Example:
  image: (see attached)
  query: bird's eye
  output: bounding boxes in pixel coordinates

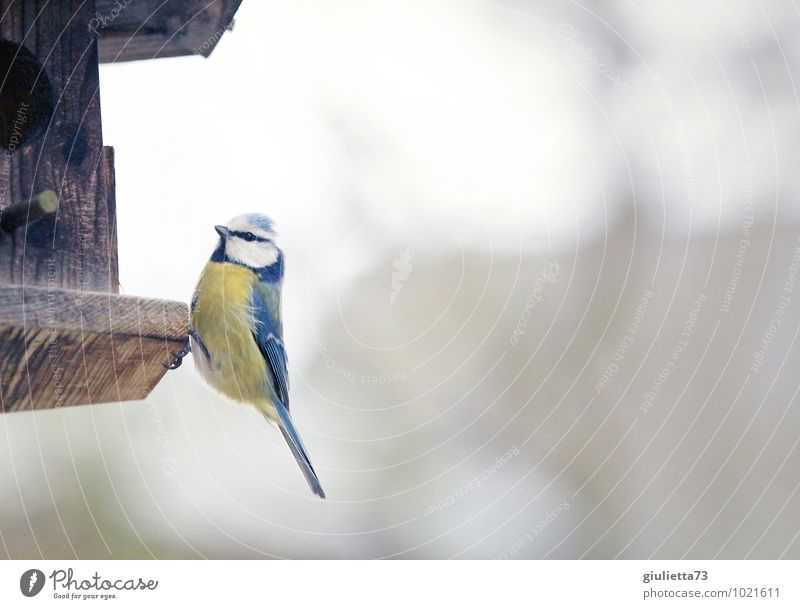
[243,232,256,242]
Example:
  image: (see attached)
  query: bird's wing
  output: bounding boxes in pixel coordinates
[250,283,325,498]
[250,283,290,406]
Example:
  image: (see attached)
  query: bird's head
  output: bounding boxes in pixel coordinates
[213,213,282,270]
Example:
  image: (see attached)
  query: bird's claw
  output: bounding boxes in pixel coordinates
[164,338,192,370]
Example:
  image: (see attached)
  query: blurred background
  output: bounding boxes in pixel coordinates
[3,0,800,558]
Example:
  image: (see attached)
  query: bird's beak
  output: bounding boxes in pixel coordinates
[215,225,230,238]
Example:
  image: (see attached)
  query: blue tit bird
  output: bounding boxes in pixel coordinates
[188,213,325,498]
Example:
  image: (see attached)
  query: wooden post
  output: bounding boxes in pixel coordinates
[0,0,117,291]
[0,0,190,412]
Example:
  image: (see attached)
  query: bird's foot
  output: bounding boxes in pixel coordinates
[165,337,192,370]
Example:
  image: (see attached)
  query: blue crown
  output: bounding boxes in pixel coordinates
[242,213,276,234]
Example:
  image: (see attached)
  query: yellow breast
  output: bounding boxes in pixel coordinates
[190,262,272,409]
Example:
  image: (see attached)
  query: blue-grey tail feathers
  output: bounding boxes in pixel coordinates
[274,400,326,499]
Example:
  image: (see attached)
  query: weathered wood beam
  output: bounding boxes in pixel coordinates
[0,285,188,412]
[94,0,244,63]
[0,0,118,292]
[0,1,190,412]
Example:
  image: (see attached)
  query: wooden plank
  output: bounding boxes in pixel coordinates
[0,2,195,412]
[0,286,187,337]
[94,0,243,63]
[0,0,118,293]
[101,146,119,290]
[0,285,188,412]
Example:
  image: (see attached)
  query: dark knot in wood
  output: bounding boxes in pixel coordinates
[0,190,60,234]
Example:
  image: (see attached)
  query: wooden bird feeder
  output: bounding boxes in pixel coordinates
[0,0,242,412]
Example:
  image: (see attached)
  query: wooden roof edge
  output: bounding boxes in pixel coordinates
[0,284,189,341]
[96,0,244,64]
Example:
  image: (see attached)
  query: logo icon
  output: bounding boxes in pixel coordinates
[390,249,413,305]
[20,569,45,597]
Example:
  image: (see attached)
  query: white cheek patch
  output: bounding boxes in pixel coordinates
[225,239,279,268]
